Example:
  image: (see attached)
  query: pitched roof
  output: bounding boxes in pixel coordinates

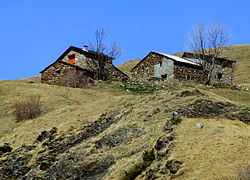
[40,46,114,74]
[131,51,200,71]
[40,60,94,74]
[56,46,114,61]
[153,52,200,66]
[182,52,236,63]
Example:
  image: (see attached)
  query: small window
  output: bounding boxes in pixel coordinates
[217,72,223,80]
[186,75,191,80]
[161,74,167,79]
[67,53,76,64]
[56,70,61,74]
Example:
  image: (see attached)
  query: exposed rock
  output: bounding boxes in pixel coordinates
[165,159,182,174]
[44,156,115,180]
[0,143,12,155]
[177,99,238,119]
[196,123,204,129]
[163,125,173,132]
[176,89,205,97]
[95,126,137,148]
[228,110,250,125]
[36,127,57,142]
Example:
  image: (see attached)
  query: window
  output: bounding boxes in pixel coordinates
[186,75,191,80]
[56,70,61,74]
[161,74,167,79]
[67,53,76,64]
[217,72,223,80]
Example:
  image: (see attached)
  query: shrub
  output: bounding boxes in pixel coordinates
[13,96,42,122]
[122,149,155,180]
[142,149,155,162]
[171,116,183,125]
[122,161,151,180]
[61,71,94,88]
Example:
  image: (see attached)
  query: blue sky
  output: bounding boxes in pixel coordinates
[0,0,249,80]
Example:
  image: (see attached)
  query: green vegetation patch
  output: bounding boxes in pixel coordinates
[119,81,162,94]
[122,149,155,180]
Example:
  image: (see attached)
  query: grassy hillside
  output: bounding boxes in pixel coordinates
[0,45,249,179]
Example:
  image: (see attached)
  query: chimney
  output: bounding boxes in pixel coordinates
[83,45,88,51]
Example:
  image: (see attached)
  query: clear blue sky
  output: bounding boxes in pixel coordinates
[1,0,249,80]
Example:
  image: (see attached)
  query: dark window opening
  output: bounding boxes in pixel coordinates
[161,74,167,79]
[186,75,191,80]
[56,70,61,74]
[217,72,223,80]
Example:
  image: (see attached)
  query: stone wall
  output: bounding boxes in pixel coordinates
[104,64,129,81]
[131,53,172,79]
[61,50,128,81]
[41,62,94,87]
[61,50,100,79]
[209,63,235,85]
[173,62,203,81]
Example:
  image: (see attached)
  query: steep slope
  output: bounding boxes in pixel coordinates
[0,45,250,179]
[0,78,249,179]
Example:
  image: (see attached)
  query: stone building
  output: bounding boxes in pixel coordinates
[40,46,128,87]
[131,51,236,85]
[131,51,203,81]
[182,52,236,85]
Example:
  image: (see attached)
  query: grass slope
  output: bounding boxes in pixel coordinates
[0,45,249,179]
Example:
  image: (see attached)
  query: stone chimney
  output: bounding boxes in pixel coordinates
[83,45,89,51]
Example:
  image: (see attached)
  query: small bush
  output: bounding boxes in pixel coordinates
[61,71,94,88]
[142,149,155,162]
[122,161,151,180]
[122,149,155,180]
[13,96,42,122]
[171,116,183,125]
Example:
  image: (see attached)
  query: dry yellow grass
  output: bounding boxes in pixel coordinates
[171,118,250,180]
[0,45,250,179]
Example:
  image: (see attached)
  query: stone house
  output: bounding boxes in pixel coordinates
[40,46,128,87]
[131,51,203,81]
[131,51,236,85]
[182,52,236,85]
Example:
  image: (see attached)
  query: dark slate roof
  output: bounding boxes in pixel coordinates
[40,60,94,74]
[182,52,236,63]
[56,46,114,62]
[40,46,114,74]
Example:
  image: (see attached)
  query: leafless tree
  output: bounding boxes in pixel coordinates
[186,22,231,84]
[61,71,94,88]
[88,28,122,80]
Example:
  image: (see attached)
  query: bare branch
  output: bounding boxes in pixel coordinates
[207,22,230,57]
[108,42,122,58]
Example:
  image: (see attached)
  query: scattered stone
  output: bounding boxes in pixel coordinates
[176,89,205,97]
[177,99,238,119]
[165,160,182,174]
[196,123,204,129]
[95,127,136,148]
[163,125,173,132]
[0,143,12,155]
